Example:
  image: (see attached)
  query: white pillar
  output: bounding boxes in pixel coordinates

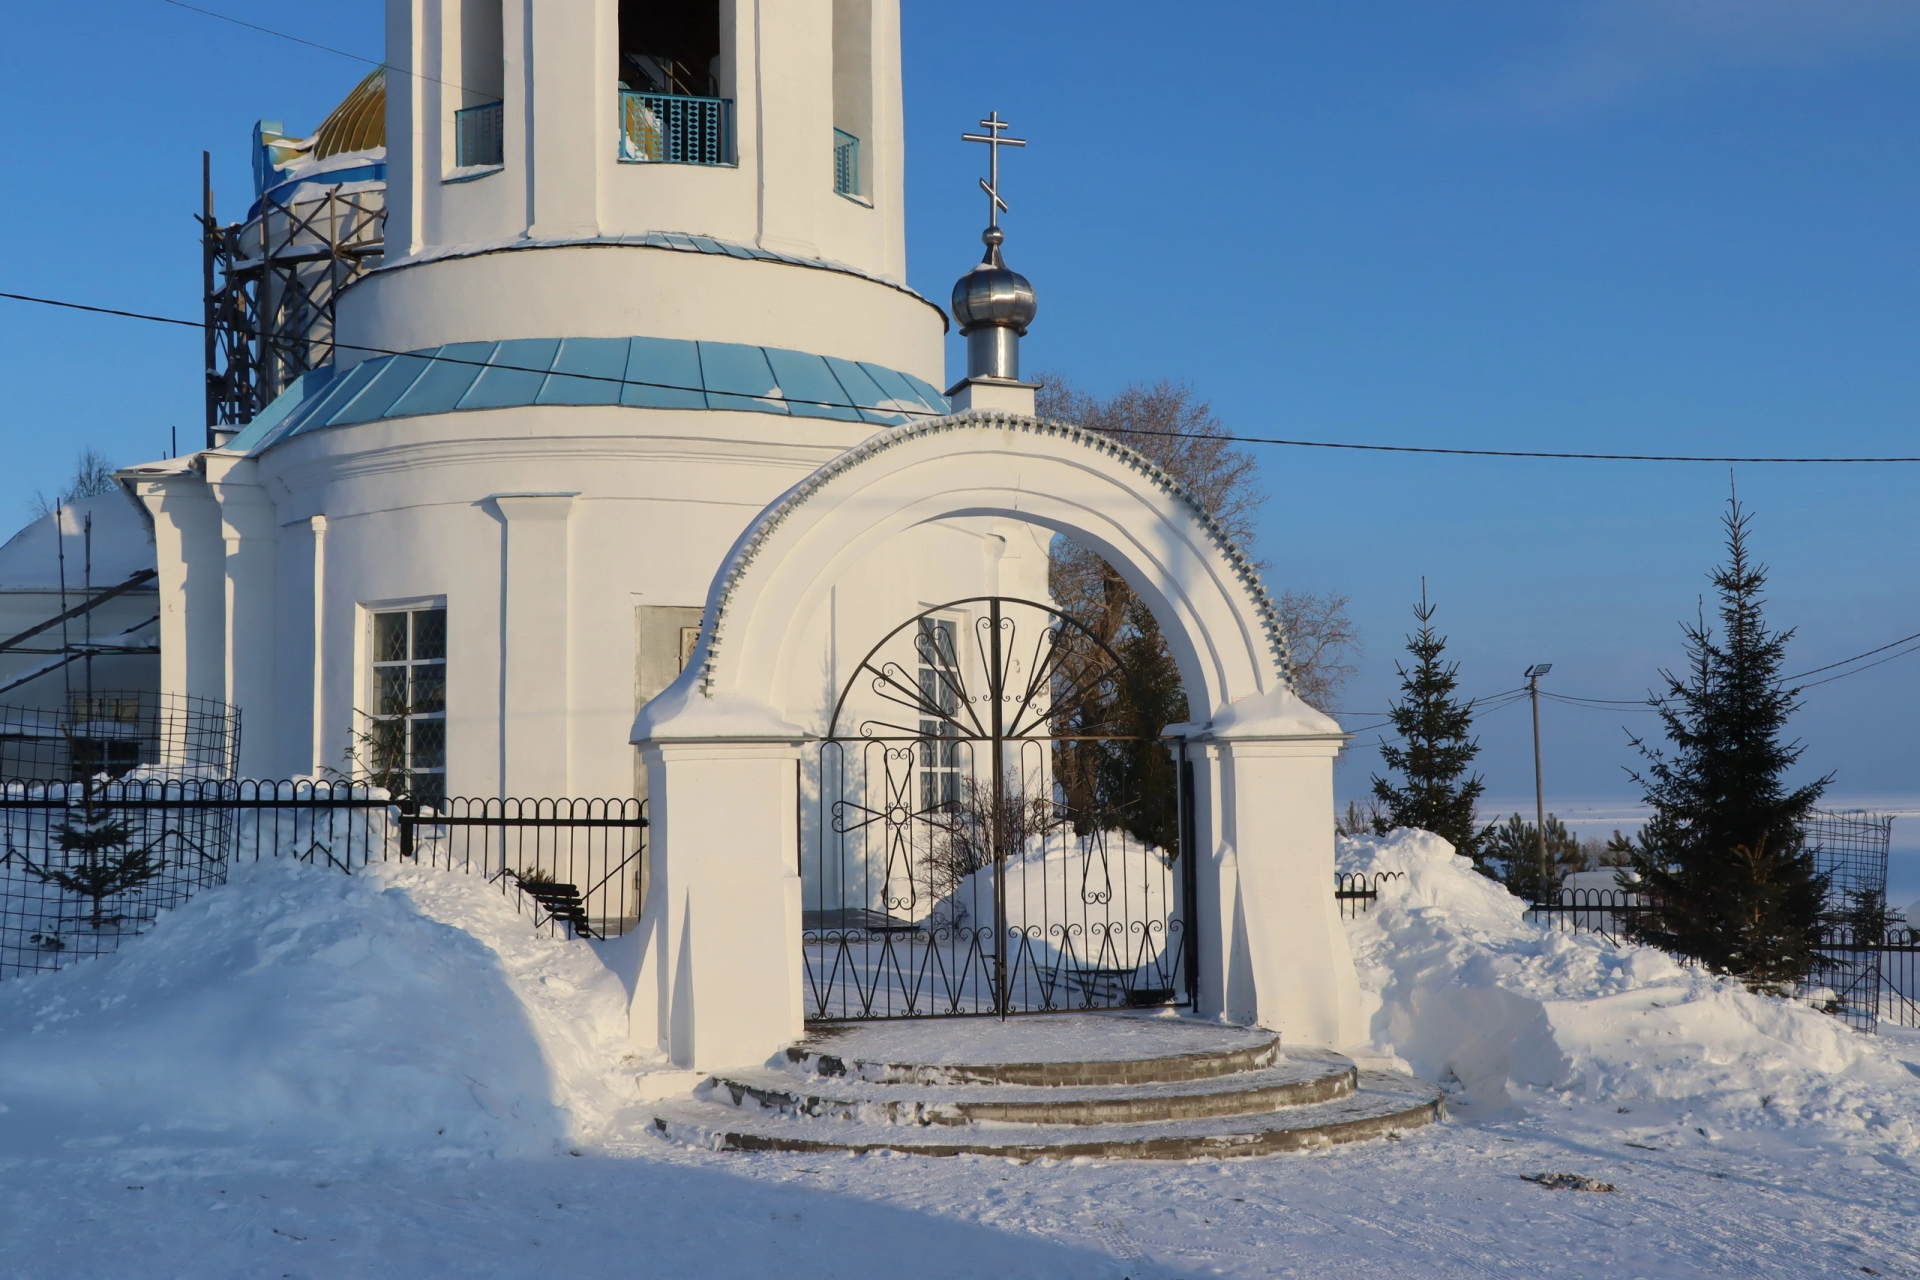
[128,467,226,704]
[309,515,330,776]
[629,692,807,1072]
[526,0,599,238]
[492,493,576,796]
[207,456,279,776]
[1181,694,1366,1049]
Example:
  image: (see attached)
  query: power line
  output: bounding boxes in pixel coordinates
[0,290,943,421]
[11,285,1920,465]
[1783,628,1920,682]
[0,292,201,331]
[1177,436,1920,465]
[1540,691,1661,715]
[1795,640,1920,691]
[157,0,465,95]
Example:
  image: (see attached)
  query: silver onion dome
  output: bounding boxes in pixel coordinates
[951,226,1037,382]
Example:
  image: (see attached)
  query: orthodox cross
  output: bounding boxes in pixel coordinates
[961,111,1027,229]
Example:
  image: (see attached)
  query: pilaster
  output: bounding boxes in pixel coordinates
[206,455,280,775]
[492,492,576,796]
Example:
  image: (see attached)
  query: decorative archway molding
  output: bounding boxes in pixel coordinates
[627,412,1365,1071]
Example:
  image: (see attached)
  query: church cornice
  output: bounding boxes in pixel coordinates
[354,232,949,331]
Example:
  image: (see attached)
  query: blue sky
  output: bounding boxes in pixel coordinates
[1,3,1916,872]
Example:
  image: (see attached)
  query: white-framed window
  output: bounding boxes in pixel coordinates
[369,604,447,805]
[916,616,961,814]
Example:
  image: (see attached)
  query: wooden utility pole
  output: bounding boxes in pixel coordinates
[1525,663,1552,896]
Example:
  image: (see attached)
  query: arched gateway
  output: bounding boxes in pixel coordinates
[628,411,1365,1071]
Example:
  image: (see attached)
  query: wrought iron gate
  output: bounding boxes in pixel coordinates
[802,597,1195,1019]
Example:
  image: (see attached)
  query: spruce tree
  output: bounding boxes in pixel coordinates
[1371,589,1486,864]
[1626,496,1830,988]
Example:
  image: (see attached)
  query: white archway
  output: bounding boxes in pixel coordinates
[627,412,1365,1070]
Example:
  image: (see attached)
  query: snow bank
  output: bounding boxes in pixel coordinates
[0,857,637,1161]
[1341,829,1920,1154]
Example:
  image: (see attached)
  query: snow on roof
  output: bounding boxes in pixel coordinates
[0,490,155,592]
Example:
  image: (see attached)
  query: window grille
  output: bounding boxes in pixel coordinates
[370,606,447,805]
[834,128,860,198]
[455,100,504,168]
[917,618,960,813]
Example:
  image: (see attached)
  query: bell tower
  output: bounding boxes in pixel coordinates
[346,0,938,380]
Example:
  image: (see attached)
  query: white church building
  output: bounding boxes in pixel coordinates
[121,0,1366,1075]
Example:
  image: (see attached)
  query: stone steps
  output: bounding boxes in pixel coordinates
[648,1011,1444,1160]
[785,1017,1280,1087]
[654,1069,1441,1160]
[709,1051,1356,1126]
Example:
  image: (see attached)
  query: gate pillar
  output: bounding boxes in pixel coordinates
[1184,689,1365,1049]
[627,692,807,1071]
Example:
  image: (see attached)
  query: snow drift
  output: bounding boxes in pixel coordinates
[0,857,636,1160]
[1342,828,1920,1155]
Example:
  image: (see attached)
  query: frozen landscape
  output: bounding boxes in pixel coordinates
[0,832,1914,1278]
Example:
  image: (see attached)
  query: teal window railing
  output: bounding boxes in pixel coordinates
[833,128,860,198]
[454,100,504,168]
[620,93,734,166]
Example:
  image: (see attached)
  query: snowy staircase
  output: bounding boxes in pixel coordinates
[507,875,595,939]
[650,1012,1443,1160]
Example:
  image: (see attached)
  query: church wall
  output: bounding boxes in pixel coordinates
[271,518,317,780]
[239,402,913,798]
[335,247,942,383]
[383,0,907,285]
[195,411,1045,802]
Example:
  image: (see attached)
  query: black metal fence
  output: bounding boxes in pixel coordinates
[1335,870,1403,919]
[1526,887,1649,942]
[1809,927,1920,1033]
[0,778,235,979]
[805,738,1189,1019]
[0,692,238,783]
[0,779,645,982]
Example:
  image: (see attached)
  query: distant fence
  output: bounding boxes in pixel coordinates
[0,779,645,982]
[1808,927,1920,1033]
[1336,842,1918,1034]
[1526,887,1649,943]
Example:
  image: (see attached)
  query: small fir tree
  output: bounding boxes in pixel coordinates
[1479,812,1587,901]
[1625,496,1830,988]
[1370,589,1486,864]
[24,782,159,931]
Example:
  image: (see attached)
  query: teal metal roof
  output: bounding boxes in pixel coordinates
[225,336,950,456]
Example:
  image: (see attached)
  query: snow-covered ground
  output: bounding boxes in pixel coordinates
[2,839,1916,1277]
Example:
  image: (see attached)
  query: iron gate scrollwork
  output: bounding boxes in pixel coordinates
[802,596,1195,1019]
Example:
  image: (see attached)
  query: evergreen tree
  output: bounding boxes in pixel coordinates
[23,782,159,931]
[1626,496,1830,988]
[1480,812,1587,901]
[1370,589,1486,863]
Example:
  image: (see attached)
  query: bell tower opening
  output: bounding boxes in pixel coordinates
[617,1,729,166]
[831,0,873,201]
[452,0,505,167]
[618,0,722,98]
[459,0,505,105]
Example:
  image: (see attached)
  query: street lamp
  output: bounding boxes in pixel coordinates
[1524,663,1552,897]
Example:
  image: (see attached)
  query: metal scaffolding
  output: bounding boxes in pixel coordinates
[199,151,385,446]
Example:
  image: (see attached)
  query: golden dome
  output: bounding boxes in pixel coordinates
[311,69,386,159]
